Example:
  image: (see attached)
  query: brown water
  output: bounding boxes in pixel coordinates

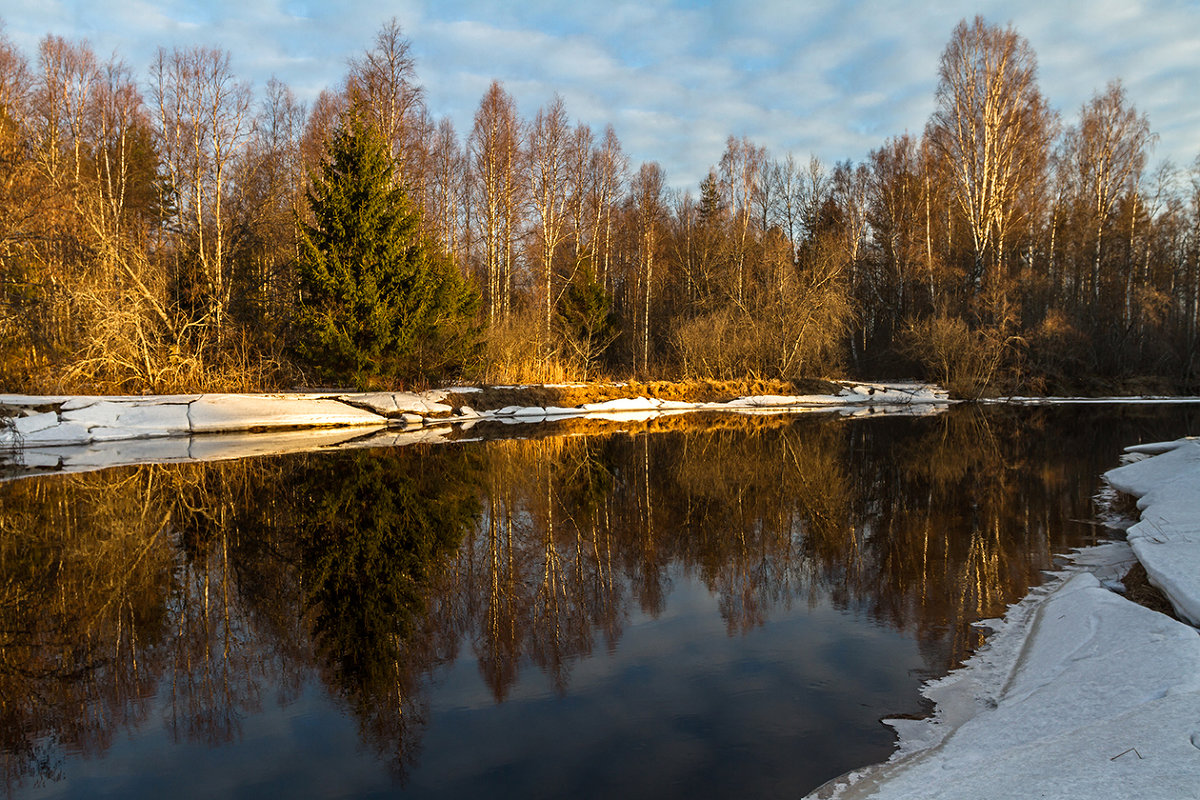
[1,403,1195,799]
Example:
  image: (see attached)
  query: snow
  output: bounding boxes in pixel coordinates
[0,382,950,476]
[339,391,452,416]
[0,390,471,451]
[1106,438,1200,626]
[187,394,384,432]
[809,436,1200,800]
[461,383,951,426]
[1,382,950,452]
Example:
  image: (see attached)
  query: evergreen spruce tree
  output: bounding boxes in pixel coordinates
[294,114,479,387]
[556,264,619,379]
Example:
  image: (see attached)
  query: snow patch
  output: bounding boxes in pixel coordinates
[1105,438,1200,625]
[188,394,385,432]
[814,571,1200,800]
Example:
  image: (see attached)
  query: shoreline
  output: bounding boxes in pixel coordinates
[0,382,949,473]
[808,435,1200,800]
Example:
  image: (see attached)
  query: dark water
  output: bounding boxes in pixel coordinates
[1,404,1196,799]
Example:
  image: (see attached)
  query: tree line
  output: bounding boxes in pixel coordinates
[0,15,1197,394]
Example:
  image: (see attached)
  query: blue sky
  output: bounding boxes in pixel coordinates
[3,0,1199,190]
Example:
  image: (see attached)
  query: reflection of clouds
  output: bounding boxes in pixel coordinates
[6,1,1199,185]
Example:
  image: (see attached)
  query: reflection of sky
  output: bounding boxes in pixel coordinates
[22,571,929,800]
[412,575,930,800]
[4,1,1199,189]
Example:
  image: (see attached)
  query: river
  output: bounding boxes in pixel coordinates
[1,403,1195,799]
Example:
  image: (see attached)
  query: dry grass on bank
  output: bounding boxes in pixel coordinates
[1121,561,1178,619]
[445,377,844,414]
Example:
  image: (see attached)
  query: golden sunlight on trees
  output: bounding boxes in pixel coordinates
[0,16,1197,394]
[927,16,1055,313]
[293,114,479,386]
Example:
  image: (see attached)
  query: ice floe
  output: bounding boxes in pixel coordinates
[1106,437,1200,626]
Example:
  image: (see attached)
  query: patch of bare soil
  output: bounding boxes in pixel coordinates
[1121,561,1178,620]
[445,378,843,413]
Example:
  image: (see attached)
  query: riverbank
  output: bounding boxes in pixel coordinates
[809,435,1200,800]
[0,380,949,477]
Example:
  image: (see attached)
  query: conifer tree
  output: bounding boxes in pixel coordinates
[556,264,618,378]
[294,114,479,386]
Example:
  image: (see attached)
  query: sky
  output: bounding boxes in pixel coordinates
[2,0,1199,191]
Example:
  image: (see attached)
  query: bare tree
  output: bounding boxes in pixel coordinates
[566,121,594,269]
[428,116,468,260]
[588,126,627,293]
[631,161,666,372]
[767,153,803,256]
[719,136,766,304]
[799,156,829,244]
[33,35,100,188]
[346,18,425,185]
[469,81,523,323]
[225,76,306,337]
[1061,80,1154,306]
[926,16,1054,302]
[151,45,252,346]
[528,95,572,343]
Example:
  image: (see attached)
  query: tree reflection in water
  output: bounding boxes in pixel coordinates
[0,405,1193,793]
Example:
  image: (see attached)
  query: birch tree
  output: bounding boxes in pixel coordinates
[346,18,424,186]
[926,16,1054,303]
[528,94,571,343]
[469,81,522,323]
[1061,80,1153,306]
[151,45,252,346]
[631,161,666,372]
[718,136,765,304]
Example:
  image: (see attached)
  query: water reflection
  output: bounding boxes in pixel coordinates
[0,405,1194,796]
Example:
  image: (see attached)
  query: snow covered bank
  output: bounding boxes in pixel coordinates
[0,391,455,448]
[459,382,950,424]
[808,437,1200,800]
[0,383,948,451]
[1106,437,1200,625]
[0,382,948,477]
[0,382,949,478]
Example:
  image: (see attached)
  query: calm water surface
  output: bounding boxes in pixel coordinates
[2,404,1196,799]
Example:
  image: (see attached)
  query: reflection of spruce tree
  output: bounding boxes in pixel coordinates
[293,447,480,777]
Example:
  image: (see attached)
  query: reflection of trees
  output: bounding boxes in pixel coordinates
[0,468,175,792]
[2,406,1188,790]
[0,446,483,790]
[464,437,626,700]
